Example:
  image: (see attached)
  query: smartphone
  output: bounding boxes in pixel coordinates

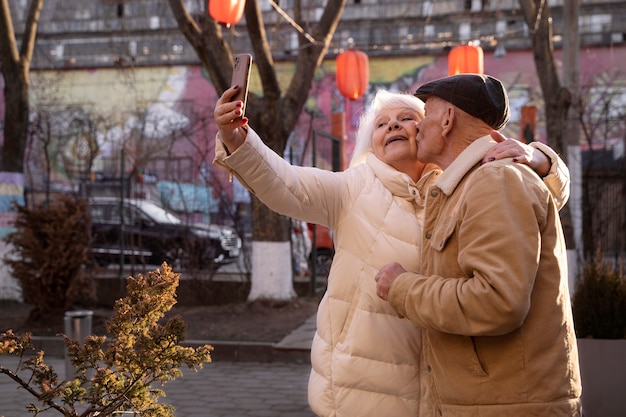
[230,53,252,119]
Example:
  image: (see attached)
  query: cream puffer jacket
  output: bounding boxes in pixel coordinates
[213,128,569,417]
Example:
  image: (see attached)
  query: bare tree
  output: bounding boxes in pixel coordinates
[25,83,108,206]
[518,0,576,248]
[168,0,347,300]
[0,0,44,173]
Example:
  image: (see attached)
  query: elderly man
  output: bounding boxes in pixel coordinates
[375,74,582,417]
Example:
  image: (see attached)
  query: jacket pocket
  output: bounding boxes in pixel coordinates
[428,214,457,252]
[462,336,488,377]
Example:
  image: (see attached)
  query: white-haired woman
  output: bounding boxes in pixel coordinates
[213,87,568,417]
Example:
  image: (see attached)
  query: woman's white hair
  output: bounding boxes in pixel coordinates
[349,89,425,167]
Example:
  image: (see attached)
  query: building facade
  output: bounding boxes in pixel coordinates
[5,1,626,69]
[2,0,625,257]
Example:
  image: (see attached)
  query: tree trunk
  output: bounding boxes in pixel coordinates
[0,0,44,285]
[247,197,295,301]
[1,68,29,173]
[518,0,576,250]
[0,0,44,173]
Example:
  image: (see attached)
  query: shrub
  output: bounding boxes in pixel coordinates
[572,251,626,339]
[3,194,94,322]
[0,263,213,416]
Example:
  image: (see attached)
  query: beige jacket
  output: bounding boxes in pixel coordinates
[215,128,434,417]
[388,136,581,417]
[214,129,570,417]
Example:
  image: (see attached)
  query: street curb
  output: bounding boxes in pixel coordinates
[30,336,311,364]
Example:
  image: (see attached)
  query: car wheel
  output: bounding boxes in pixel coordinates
[165,246,191,270]
[200,245,220,272]
[311,248,334,278]
[166,243,216,272]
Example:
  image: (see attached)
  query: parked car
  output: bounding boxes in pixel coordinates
[308,223,334,278]
[88,197,241,270]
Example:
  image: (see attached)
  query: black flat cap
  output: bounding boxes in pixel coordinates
[414,74,510,130]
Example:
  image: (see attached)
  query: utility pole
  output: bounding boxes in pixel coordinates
[562,0,583,293]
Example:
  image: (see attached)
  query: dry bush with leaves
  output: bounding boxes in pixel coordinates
[4,195,95,323]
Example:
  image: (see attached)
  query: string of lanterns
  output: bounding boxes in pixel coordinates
[335,43,484,100]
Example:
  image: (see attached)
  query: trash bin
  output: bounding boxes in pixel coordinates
[64,310,93,378]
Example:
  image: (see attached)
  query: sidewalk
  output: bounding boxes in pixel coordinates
[0,315,318,417]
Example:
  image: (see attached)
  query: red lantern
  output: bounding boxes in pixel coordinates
[336,49,369,100]
[448,44,484,76]
[209,0,246,25]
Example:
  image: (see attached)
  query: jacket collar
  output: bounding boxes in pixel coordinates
[365,153,440,206]
[435,135,496,196]
[366,152,414,194]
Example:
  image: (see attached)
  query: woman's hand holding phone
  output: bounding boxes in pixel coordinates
[214,55,253,153]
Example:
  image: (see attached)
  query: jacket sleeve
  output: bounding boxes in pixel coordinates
[531,141,570,210]
[212,128,346,227]
[388,164,551,336]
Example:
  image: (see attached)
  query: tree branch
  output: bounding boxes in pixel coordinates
[244,0,280,103]
[282,0,347,130]
[167,0,232,93]
[19,0,44,67]
[0,0,20,67]
[0,367,67,415]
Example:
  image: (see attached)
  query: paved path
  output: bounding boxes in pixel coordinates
[0,357,315,417]
[0,315,318,417]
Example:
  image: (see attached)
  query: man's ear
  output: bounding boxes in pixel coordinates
[441,106,454,136]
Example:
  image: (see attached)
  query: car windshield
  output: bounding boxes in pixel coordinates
[136,200,182,225]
